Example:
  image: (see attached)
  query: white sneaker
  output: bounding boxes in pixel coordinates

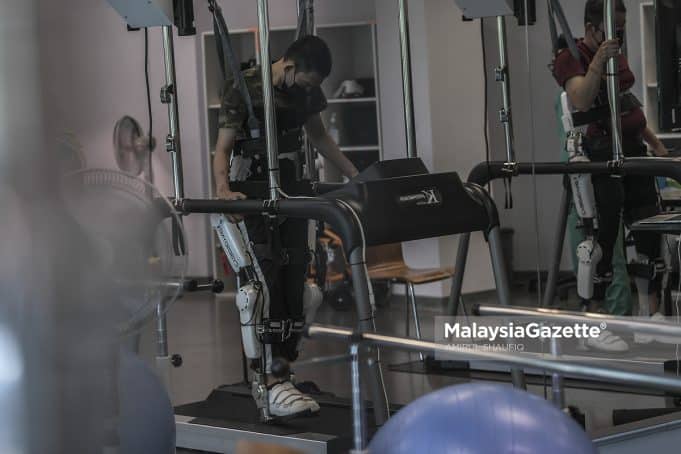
[585,330,629,353]
[650,312,681,345]
[635,314,655,345]
[634,330,654,344]
[268,381,320,417]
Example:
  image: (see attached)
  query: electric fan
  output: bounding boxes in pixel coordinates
[60,169,187,336]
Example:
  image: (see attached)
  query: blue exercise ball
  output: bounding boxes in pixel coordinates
[369,383,596,454]
[118,350,176,454]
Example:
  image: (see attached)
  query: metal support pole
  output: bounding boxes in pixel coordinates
[550,336,566,410]
[161,25,185,201]
[408,283,424,361]
[404,289,410,337]
[256,0,281,201]
[156,301,169,358]
[488,226,526,390]
[496,16,515,164]
[350,343,368,454]
[542,181,570,308]
[398,0,417,158]
[604,0,623,162]
[488,226,513,307]
[155,299,172,391]
[349,251,389,425]
[448,233,471,315]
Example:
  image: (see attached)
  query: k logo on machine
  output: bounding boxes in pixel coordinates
[398,188,443,207]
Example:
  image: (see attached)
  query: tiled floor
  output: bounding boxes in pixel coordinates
[134,284,675,454]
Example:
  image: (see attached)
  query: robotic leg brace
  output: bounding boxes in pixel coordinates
[561,92,605,304]
[211,215,322,421]
[568,144,603,302]
[211,214,273,417]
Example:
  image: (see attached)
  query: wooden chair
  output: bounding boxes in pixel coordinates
[320,230,453,353]
[367,243,454,359]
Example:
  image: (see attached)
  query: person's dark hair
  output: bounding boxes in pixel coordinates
[584,0,626,27]
[284,35,332,78]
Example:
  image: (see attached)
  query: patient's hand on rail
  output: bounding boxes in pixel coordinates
[216,183,247,223]
[652,141,669,157]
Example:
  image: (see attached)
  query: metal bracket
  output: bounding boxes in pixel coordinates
[160,84,173,104]
[501,161,518,176]
[252,377,273,422]
[499,108,510,124]
[263,199,279,213]
[494,66,505,82]
[607,159,626,174]
[165,134,176,153]
[566,131,585,154]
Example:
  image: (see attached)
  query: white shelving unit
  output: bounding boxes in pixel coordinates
[201,22,382,278]
[641,1,681,140]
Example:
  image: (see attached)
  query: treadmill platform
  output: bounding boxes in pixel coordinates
[175,383,387,454]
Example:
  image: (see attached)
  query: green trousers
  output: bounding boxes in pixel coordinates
[555,97,632,315]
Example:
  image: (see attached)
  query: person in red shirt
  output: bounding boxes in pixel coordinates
[552,1,667,327]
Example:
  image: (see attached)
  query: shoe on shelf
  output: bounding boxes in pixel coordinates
[585,330,629,353]
[267,381,320,418]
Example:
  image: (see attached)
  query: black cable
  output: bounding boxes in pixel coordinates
[144,28,153,151]
[480,18,491,194]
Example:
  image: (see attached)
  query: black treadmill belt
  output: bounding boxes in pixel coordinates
[175,384,382,439]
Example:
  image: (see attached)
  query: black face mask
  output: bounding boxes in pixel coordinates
[277,69,308,98]
[284,83,309,99]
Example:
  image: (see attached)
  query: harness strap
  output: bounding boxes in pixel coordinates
[295,0,314,40]
[548,0,580,61]
[207,0,260,139]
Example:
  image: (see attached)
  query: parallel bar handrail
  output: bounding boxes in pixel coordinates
[305,324,681,394]
[474,304,681,339]
[467,158,681,187]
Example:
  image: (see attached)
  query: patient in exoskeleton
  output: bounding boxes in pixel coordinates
[210,36,359,419]
[553,0,669,353]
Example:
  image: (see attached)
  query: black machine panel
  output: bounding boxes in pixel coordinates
[323,158,495,246]
[656,0,681,132]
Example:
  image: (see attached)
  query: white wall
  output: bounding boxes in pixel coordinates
[425,0,496,295]
[375,0,495,297]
